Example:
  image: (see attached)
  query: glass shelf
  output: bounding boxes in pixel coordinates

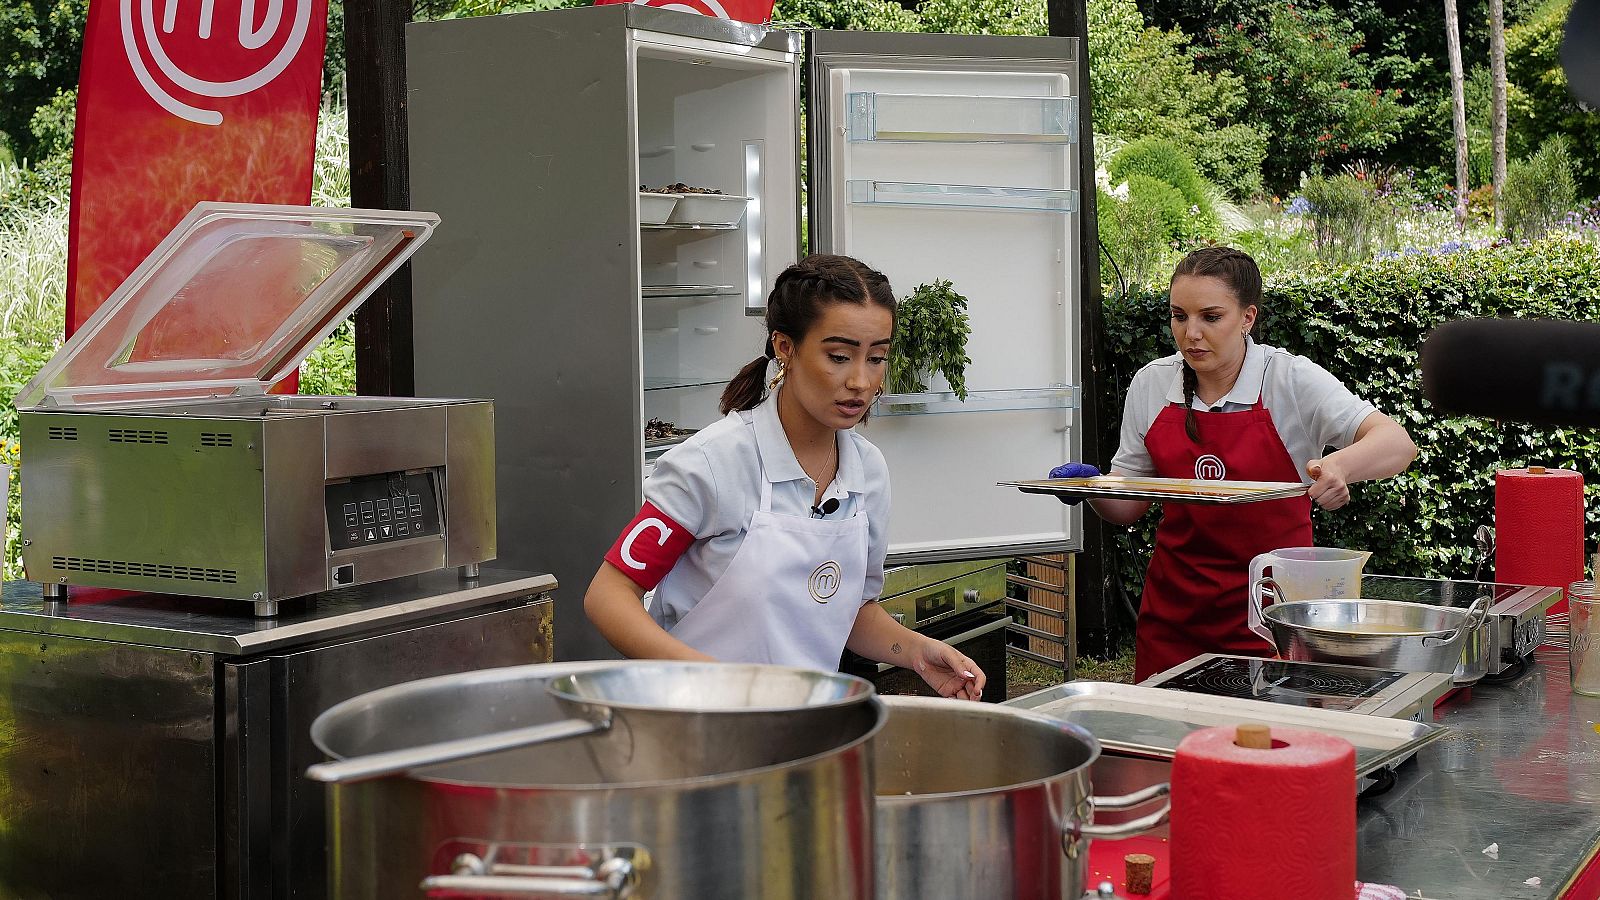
[642,284,739,299]
[644,376,730,392]
[642,222,740,232]
[847,92,1077,144]
[873,386,1080,416]
[847,181,1078,214]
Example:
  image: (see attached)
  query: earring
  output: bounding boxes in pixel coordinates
[768,361,787,391]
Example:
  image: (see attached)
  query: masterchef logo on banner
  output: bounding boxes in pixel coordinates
[593,0,776,26]
[67,0,327,361]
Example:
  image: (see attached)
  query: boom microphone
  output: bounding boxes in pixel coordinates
[1421,318,1600,427]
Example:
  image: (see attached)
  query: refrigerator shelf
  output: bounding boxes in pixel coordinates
[644,376,730,392]
[874,386,1080,416]
[641,222,741,232]
[847,180,1078,213]
[847,92,1077,144]
[641,284,739,298]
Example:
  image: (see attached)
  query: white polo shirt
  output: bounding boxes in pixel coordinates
[1110,338,1378,484]
[643,388,890,630]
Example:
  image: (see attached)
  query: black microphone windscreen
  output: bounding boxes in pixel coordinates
[823,497,840,514]
[1565,0,1600,107]
[1422,318,1600,427]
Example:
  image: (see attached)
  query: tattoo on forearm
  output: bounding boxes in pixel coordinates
[890,642,902,655]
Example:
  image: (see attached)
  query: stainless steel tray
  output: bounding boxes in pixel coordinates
[1004,681,1449,778]
[1001,475,1308,505]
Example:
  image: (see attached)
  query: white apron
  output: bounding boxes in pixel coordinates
[667,474,869,670]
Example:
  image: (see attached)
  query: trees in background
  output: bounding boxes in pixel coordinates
[0,0,86,162]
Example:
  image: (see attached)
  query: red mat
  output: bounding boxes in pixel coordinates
[1085,835,1171,899]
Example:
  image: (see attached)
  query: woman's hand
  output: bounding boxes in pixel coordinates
[911,638,986,701]
[1306,457,1352,510]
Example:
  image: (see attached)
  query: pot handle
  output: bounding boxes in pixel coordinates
[1248,577,1280,644]
[422,851,641,898]
[1075,782,1172,840]
[305,714,610,785]
[1425,594,1491,648]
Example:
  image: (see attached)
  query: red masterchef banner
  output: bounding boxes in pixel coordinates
[594,0,776,26]
[66,0,328,359]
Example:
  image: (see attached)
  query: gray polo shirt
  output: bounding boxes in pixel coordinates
[1110,338,1378,484]
[643,387,890,629]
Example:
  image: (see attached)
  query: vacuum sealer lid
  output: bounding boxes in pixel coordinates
[15,203,438,409]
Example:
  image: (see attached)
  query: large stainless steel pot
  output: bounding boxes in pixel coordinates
[1250,590,1489,675]
[873,696,1170,900]
[311,661,884,899]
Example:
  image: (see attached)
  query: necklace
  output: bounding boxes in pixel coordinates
[800,439,839,487]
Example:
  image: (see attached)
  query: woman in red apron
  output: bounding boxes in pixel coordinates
[1059,248,1417,681]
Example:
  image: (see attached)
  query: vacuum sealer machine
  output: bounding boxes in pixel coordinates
[14,203,495,615]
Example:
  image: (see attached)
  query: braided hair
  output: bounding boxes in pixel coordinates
[720,255,898,415]
[1171,246,1263,444]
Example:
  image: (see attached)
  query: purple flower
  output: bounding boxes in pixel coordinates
[1285,196,1313,216]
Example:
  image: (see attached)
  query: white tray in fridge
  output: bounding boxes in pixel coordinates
[639,192,681,226]
[666,194,750,227]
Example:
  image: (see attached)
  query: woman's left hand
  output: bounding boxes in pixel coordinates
[1306,457,1352,510]
[911,639,986,701]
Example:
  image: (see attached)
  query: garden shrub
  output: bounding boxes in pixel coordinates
[1097,239,1600,613]
[1502,135,1578,243]
[1300,172,1398,264]
[1108,136,1211,212]
[1100,175,1191,289]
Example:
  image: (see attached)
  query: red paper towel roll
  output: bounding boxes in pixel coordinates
[1171,726,1355,900]
[1495,467,1585,614]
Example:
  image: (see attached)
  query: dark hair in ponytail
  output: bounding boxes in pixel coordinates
[719,254,897,415]
[1171,246,1263,444]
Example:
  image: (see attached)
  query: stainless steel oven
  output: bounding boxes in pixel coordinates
[841,558,1011,702]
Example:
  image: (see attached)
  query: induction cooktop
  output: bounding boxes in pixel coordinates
[1141,654,1453,719]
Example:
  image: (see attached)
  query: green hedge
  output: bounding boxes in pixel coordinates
[1098,238,1600,625]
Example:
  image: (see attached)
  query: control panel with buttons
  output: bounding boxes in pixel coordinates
[325,470,442,552]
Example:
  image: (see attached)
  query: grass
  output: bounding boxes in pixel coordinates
[1005,645,1138,701]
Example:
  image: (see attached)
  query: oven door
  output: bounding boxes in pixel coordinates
[841,605,1012,703]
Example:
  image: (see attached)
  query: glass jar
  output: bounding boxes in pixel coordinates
[1568,580,1600,697]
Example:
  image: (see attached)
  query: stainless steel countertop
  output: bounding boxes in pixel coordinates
[0,569,556,655]
[1359,646,1600,897]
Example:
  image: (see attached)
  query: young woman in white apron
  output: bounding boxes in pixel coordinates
[584,255,985,700]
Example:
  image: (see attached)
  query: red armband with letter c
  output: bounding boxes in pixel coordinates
[605,502,695,590]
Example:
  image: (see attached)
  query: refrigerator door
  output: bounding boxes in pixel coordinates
[808,30,1082,562]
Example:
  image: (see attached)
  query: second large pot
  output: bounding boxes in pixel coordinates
[873,696,1170,900]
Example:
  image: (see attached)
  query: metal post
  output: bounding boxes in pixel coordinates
[1048,0,1120,657]
[345,0,415,397]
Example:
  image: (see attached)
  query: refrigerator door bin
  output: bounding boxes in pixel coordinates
[847,92,1078,144]
[847,180,1079,213]
[874,385,1080,416]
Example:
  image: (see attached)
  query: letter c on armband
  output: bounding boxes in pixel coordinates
[620,517,674,571]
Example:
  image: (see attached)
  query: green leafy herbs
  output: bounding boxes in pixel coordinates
[888,279,972,401]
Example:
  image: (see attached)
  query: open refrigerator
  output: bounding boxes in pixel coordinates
[408,6,1083,657]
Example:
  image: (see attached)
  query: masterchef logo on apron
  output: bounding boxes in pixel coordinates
[1195,454,1227,480]
[809,561,842,603]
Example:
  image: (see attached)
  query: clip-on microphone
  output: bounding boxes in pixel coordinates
[810,497,841,518]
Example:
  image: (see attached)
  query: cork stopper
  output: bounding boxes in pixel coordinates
[1124,853,1156,895]
[1235,724,1272,749]
[1529,465,1547,474]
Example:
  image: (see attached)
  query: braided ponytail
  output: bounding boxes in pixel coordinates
[719,255,897,414]
[1181,361,1201,444]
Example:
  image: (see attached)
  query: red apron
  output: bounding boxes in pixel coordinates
[1134,391,1313,682]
